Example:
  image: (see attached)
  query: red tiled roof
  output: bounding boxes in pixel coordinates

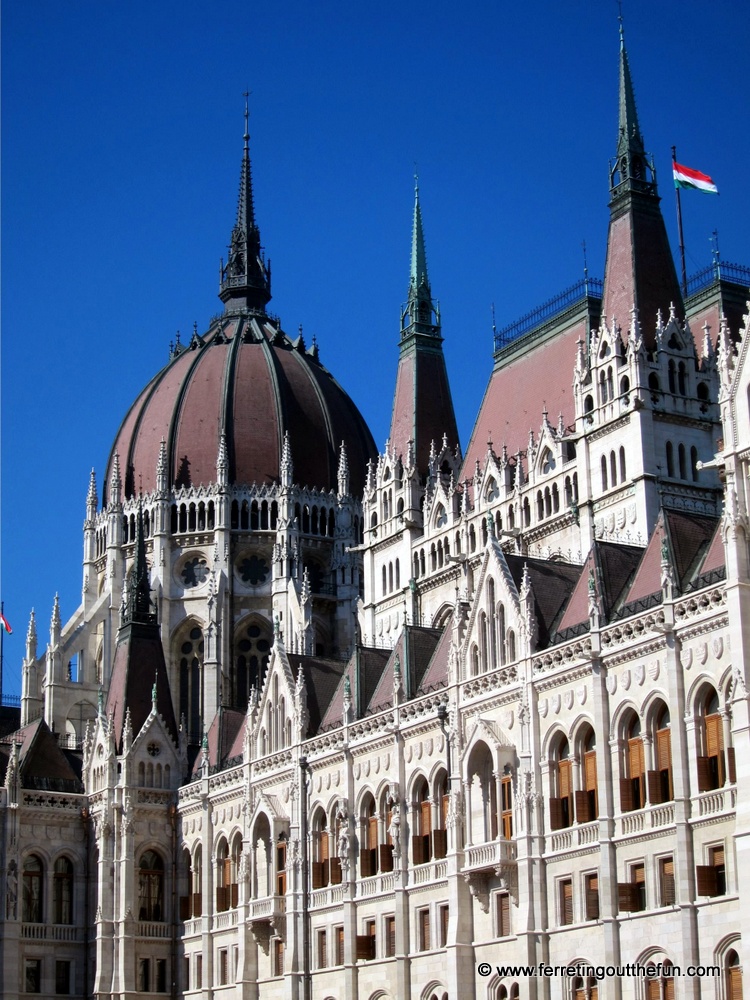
[461,319,586,482]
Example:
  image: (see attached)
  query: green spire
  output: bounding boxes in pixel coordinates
[410,176,429,292]
[401,176,440,339]
[610,20,656,197]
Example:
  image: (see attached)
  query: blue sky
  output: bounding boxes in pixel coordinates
[2,0,748,697]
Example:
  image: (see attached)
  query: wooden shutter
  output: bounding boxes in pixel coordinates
[420,799,431,835]
[276,870,286,896]
[560,880,573,925]
[222,857,232,888]
[585,874,599,920]
[329,858,342,885]
[192,892,202,916]
[412,834,425,866]
[629,737,644,776]
[619,777,634,813]
[665,976,675,1000]
[618,883,638,912]
[727,746,737,784]
[707,714,725,785]
[360,846,374,877]
[584,750,598,816]
[497,892,510,936]
[500,777,513,838]
[420,909,430,950]
[433,829,447,860]
[335,926,345,966]
[216,886,228,912]
[575,790,591,824]
[230,883,238,908]
[696,865,719,896]
[386,916,396,957]
[661,858,675,905]
[657,727,672,770]
[549,797,564,831]
[728,966,743,1000]
[697,756,712,792]
[368,816,378,850]
[312,862,326,889]
[356,935,372,960]
[647,770,662,805]
[646,980,660,1000]
[379,844,394,872]
[179,895,191,920]
[559,759,572,797]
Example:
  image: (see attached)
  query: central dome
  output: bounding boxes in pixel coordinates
[106,106,376,500]
[106,314,376,500]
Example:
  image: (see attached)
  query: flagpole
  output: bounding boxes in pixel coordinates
[672,146,688,298]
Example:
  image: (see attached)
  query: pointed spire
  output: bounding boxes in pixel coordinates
[110,452,122,507]
[337,441,350,497]
[216,431,229,488]
[156,439,168,494]
[50,594,61,645]
[26,609,37,662]
[401,176,440,338]
[86,469,98,513]
[611,19,654,198]
[124,504,156,627]
[280,430,293,488]
[219,95,271,313]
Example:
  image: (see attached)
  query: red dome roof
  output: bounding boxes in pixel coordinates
[106,314,376,500]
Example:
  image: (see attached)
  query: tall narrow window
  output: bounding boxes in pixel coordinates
[576,730,598,822]
[497,892,511,936]
[659,856,675,906]
[276,838,287,896]
[651,707,673,803]
[418,908,431,951]
[727,950,743,1000]
[585,873,599,920]
[23,855,44,923]
[620,716,645,812]
[138,851,164,922]
[601,455,608,491]
[501,774,513,839]
[550,739,573,830]
[559,879,573,925]
[53,857,74,924]
[699,692,727,791]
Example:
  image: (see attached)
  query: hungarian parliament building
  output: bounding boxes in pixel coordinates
[2,25,749,1000]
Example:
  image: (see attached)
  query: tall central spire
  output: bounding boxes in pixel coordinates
[389,180,459,476]
[402,177,440,338]
[610,20,654,197]
[601,20,682,344]
[219,95,272,313]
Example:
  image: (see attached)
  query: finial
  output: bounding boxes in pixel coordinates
[243,89,250,147]
[87,469,98,509]
[152,674,158,709]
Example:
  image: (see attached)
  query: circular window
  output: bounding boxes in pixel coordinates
[180,555,208,588]
[237,555,269,585]
[147,742,161,757]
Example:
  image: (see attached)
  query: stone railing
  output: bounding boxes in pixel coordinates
[137,921,170,938]
[21,923,83,941]
[463,839,516,871]
[548,820,599,854]
[695,787,736,818]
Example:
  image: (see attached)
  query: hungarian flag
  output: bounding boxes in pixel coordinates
[673,161,718,194]
[0,612,12,634]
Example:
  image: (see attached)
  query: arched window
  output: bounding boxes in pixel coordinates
[668,359,676,394]
[413,778,432,864]
[191,847,202,917]
[652,704,673,803]
[23,855,44,923]
[479,612,488,672]
[388,562,394,592]
[469,524,477,552]
[678,361,687,395]
[487,579,497,669]
[395,559,400,589]
[523,498,530,527]
[537,491,544,520]
[645,960,675,1000]
[233,618,272,709]
[619,446,626,481]
[312,810,334,888]
[620,714,645,812]
[434,772,449,859]
[610,451,617,487]
[698,688,733,791]
[691,446,699,481]
[726,950,743,1000]
[467,742,498,843]
[678,443,687,480]
[360,796,379,877]
[666,441,674,478]
[577,727,598,823]
[382,565,387,595]
[216,839,230,912]
[52,858,73,924]
[507,630,516,662]
[471,644,480,677]
[601,455,608,491]
[178,624,204,743]
[138,851,165,922]
[550,737,573,830]
[552,483,560,513]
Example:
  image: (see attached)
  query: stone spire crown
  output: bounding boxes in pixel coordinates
[611,20,655,198]
[125,505,156,627]
[219,95,272,313]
